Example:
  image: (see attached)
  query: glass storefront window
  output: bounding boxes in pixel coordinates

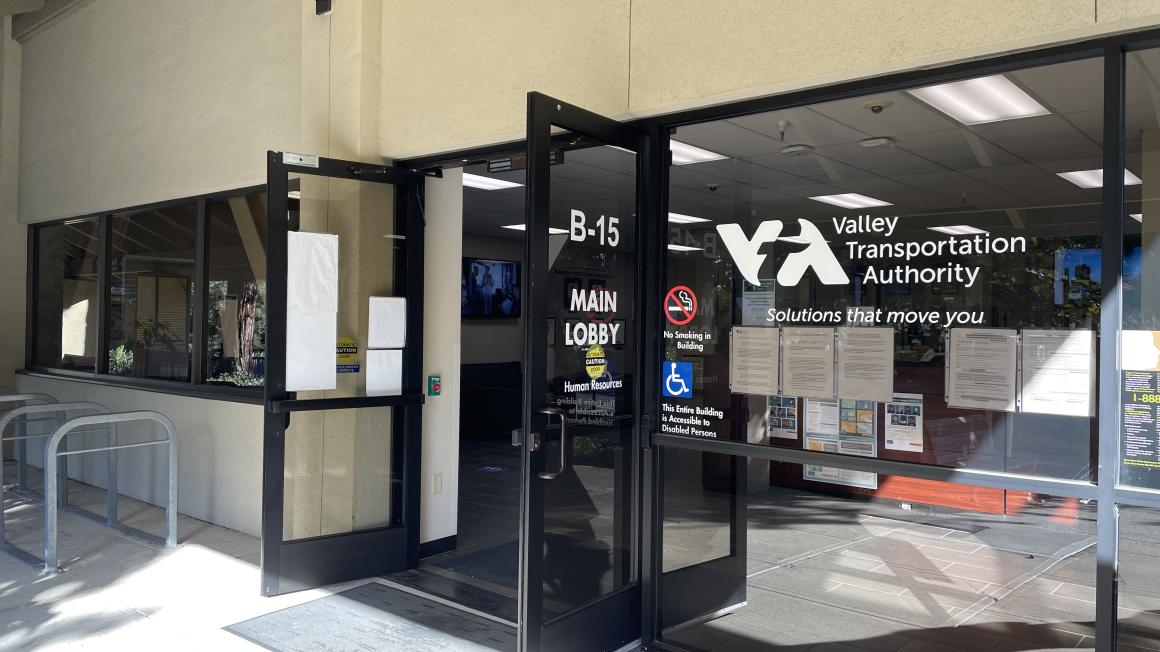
[32,219,101,370]
[1120,48,1160,489]
[205,194,267,387]
[107,205,198,382]
[663,57,1104,483]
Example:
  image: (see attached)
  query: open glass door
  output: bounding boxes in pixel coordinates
[260,151,425,596]
[519,94,650,651]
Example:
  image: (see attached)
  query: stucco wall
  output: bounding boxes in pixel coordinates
[17,0,301,224]
[15,375,264,536]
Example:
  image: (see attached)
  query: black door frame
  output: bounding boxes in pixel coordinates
[260,151,426,596]
[520,92,657,652]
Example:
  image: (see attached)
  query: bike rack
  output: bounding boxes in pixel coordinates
[0,402,113,554]
[0,394,58,491]
[43,410,178,574]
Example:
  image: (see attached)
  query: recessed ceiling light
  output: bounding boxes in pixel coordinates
[501,224,567,235]
[1131,213,1143,222]
[288,190,301,199]
[859,137,894,149]
[668,212,711,224]
[670,140,727,165]
[929,225,988,235]
[908,74,1050,125]
[463,173,523,190]
[1057,169,1142,189]
[780,144,813,156]
[808,193,893,209]
[668,243,704,252]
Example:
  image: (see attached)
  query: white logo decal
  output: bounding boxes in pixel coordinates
[716,219,850,287]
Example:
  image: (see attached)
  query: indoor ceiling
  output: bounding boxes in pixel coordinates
[464,52,1160,242]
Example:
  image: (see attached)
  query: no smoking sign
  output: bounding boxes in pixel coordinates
[665,286,697,326]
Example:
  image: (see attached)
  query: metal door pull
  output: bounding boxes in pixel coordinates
[538,406,567,480]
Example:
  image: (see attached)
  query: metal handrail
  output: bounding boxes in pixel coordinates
[0,402,112,546]
[43,410,178,573]
[0,394,58,491]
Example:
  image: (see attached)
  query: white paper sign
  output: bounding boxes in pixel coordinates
[729,327,779,395]
[885,393,924,452]
[837,327,894,403]
[285,232,340,392]
[782,327,835,398]
[741,280,775,326]
[366,349,403,396]
[1021,330,1095,417]
[368,297,407,349]
[947,328,1018,412]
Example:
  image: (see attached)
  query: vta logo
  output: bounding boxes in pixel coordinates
[715,219,849,287]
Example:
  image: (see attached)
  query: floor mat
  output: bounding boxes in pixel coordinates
[225,581,515,652]
[429,540,519,589]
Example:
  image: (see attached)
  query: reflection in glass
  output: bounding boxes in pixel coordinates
[205,195,267,387]
[34,219,101,370]
[107,206,197,381]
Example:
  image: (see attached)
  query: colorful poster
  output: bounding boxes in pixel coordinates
[767,395,798,440]
[1121,331,1160,487]
[741,279,776,325]
[885,393,924,452]
[803,398,877,489]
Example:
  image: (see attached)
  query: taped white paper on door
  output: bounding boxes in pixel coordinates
[287,232,338,312]
[368,297,407,349]
[286,310,337,391]
[285,232,339,391]
[367,349,403,396]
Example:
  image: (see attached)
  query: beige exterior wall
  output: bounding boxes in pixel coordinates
[17,0,301,224]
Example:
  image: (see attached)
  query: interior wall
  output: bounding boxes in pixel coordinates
[421,170,464,544]
[462,234,525,366]
[0,16,22,391]
[16,0,302,224]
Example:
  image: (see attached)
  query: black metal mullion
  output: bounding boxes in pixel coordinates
[24,226,36,370]
[191,200,209,385]
[1095,45,1126,652]
[95,216,112,376]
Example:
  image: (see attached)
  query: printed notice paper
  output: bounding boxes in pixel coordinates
[885,393,924,452]
[286,232,339,392]
[1120,331,1160,488]
[729,327,779,395]
[837,327,894,403]
[946,328,1017,412]
[1021,329,1095,418]
[782,327,835,398]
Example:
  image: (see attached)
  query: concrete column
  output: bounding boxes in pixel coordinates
[0,18,24,461]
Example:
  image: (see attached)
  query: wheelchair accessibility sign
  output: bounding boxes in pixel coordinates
[662,361,693,398]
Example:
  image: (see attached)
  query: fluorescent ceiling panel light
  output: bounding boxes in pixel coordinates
[1131,213,1143,222]
[463,173,523,190]
[859,137,894,149]
[779,235,830,245]
[908,74,1050,125]
[1056,169,1142,189]
[670,140,727,165]
[808,193,893,209]
[928,225,988,235]
[287,190,301,199]
[780,144,813,156]
[667,244,703,252]
[668,212,710,224]
[501,224,567,235]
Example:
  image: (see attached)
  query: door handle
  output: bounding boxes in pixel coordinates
[538,406,567,480]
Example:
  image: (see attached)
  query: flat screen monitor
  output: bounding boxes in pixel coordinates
[462,258,521,319]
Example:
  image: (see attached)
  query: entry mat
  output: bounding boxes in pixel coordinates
[225,581,516,652]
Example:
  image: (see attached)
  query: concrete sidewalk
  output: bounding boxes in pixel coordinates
[0,461,368,651]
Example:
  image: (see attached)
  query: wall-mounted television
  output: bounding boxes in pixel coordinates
[462,257,521,319]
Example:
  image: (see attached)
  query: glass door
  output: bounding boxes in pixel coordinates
[260,152,425,596]
[519,94,649,651]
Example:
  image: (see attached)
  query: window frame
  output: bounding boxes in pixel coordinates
[23,184,267,404]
